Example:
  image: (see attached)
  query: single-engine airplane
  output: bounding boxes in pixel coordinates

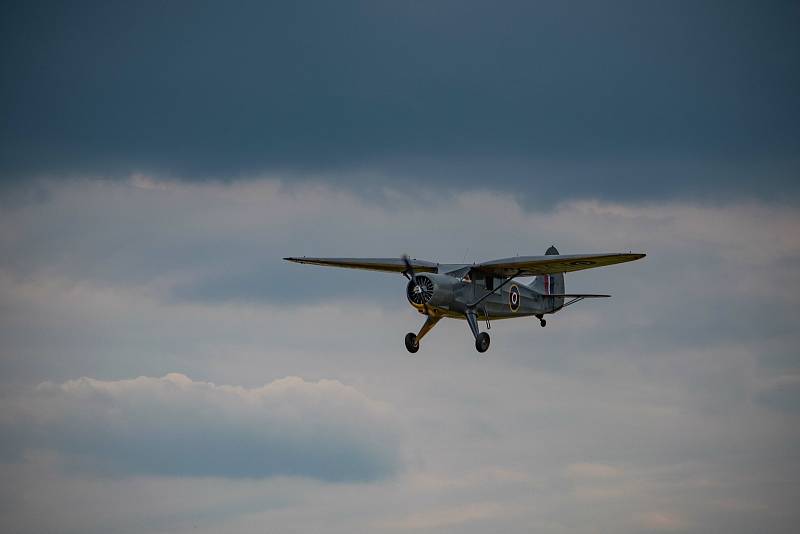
[284,246,645,353]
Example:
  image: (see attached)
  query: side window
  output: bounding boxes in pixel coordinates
[484,275,494,291]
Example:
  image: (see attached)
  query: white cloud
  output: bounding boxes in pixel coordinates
[635,511,687,531]
[2,373,400,481]
[376,501,510,530]
[566,462,623,479]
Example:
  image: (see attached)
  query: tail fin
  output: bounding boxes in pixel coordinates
[530,245,565,308]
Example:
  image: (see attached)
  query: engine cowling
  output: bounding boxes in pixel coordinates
[405,273,456,309]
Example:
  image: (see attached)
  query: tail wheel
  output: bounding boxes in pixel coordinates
[540,318,547,327]
[475,332,490,353]
[405,332,419,353]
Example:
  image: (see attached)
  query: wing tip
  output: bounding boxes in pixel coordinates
[623,252,646,261]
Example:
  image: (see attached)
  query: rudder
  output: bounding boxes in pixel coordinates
[530,245,565,309]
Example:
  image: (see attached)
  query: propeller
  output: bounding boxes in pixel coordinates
[403,254,432,314]
[402,254,415,279]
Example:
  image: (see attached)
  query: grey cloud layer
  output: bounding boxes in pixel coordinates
[2,178,797,352]
[1,178,799,397]
[1,1,798,201]
[1,373,400,481]
[0,178,799,532]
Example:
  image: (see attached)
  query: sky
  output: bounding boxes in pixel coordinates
[0,2,799,533]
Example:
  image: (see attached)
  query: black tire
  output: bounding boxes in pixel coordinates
[405,332,419,353]
[540,318,547,327]
[475,332,490,353]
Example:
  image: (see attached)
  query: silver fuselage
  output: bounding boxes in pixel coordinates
[407,272,562,320]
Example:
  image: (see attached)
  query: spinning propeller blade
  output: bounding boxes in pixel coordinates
[403,254,431,315]
[402,254,416,279]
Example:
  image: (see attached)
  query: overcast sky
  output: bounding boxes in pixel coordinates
[1,2,799,533]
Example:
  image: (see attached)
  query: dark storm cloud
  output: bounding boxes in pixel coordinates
[1,1,798,200]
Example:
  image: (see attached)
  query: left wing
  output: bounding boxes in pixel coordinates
[283,257,438,274]
[475,253,645,277]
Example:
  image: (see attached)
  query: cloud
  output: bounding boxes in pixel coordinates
[0,2,798,528]
[757,375,800,415]
[1,178,799,532]
[377,501,509,530]
[1,3,798,202]
[2,177,798,373]
[635,511,686,531]
[566,462,622,479]
[1,373,400,482]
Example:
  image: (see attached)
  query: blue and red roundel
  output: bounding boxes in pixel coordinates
[509,284,520,312]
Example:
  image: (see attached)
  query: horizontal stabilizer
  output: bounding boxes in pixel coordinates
[545,294,610,298]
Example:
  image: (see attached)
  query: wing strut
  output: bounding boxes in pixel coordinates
[461,269,521,354]
[562,296,586,309]
[467,270,522,309]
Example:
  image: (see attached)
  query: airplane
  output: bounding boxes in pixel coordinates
[284,246,645,353]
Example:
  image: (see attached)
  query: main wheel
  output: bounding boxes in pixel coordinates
[540,318,547,327]
[405,332,419,353]
[475,332,490,353]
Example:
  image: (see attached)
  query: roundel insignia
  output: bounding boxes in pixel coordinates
[570,260,595,266]
[509,284,520,312]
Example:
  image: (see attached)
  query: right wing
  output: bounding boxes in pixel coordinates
[475,253,645,277]
[283,257,438,274]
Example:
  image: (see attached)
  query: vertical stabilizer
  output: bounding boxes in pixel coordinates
[530,245,565,309]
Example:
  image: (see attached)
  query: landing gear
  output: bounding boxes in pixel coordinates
[404,315,441,354]
[404,332,419,353]
[540,318,547,327]
[466,309,490,353]
[475,332,490,353]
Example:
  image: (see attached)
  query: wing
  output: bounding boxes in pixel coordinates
[476,253,645,277]
[283,256,438,274]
